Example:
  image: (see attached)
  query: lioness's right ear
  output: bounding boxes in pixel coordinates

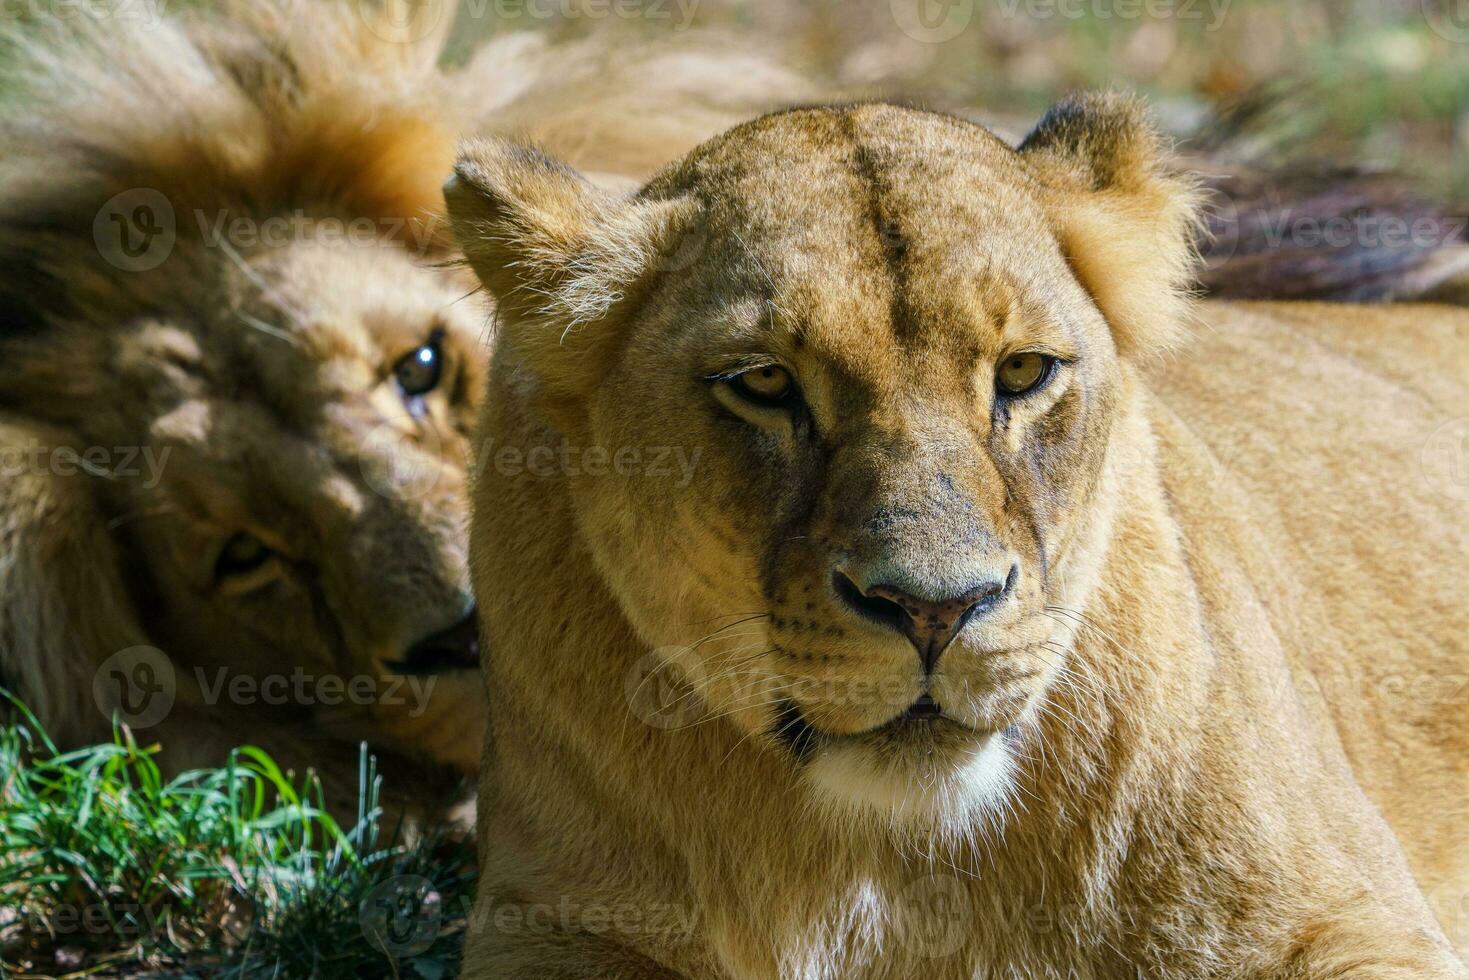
[444,139,692,414]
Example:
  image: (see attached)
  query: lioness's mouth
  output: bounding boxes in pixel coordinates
[903,692,943,721]
[772,694,987,760]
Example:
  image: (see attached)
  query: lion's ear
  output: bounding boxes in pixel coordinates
[1019,92,1203,358]
[444,139,692,415]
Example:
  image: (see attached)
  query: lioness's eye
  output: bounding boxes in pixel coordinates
[996,353,1056,398]
[394,333,444,398]
[215,533,272,580]
[731,366,795,407]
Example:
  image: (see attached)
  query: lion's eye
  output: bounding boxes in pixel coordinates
[394,335,444,398]
[215,533,272,580]
[730,366,795,407]
[996,353,1056,398]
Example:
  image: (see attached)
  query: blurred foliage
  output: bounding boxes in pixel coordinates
[1,0,1461,194]
[443,0,1469,199]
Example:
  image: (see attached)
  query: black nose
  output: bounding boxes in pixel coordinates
[833,567,1015,672]
[387,608,481,675]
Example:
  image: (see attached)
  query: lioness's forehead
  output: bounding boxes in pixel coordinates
[660,105,1036,236]
[650,105,1078,369]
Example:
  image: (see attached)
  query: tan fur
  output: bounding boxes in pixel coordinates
[0,0,804,816]
[448,97,1469,976]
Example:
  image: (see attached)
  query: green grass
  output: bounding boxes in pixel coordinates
[0,696,475,979]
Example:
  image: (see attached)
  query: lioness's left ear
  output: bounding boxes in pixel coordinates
[444,138,693,412]
[1019,92,1203,358]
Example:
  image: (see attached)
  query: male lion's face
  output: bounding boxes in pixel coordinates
[450,100,1194,825]
[15,238,488,772]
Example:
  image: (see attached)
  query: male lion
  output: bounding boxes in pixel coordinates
[446,97,1469,976]
[0,0,804,817]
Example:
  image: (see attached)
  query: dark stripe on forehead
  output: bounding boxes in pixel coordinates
[835,111,920,346]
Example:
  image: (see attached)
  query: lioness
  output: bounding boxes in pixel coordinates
[446,96,1469,976]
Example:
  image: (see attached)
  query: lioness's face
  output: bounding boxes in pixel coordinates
[18,239,488,771]
[451,101,1192,824]
[601,113,1119,821]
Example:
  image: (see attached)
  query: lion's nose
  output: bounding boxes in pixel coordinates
[833,569,1015,671]
[388,607,481,676]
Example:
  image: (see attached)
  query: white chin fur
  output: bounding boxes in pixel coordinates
[804,732,1015,830]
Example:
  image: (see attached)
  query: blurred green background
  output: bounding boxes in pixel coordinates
[4,0,1464,195]
[439,0,1469,199]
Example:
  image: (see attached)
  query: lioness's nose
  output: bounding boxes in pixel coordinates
[833,569,1015,671]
